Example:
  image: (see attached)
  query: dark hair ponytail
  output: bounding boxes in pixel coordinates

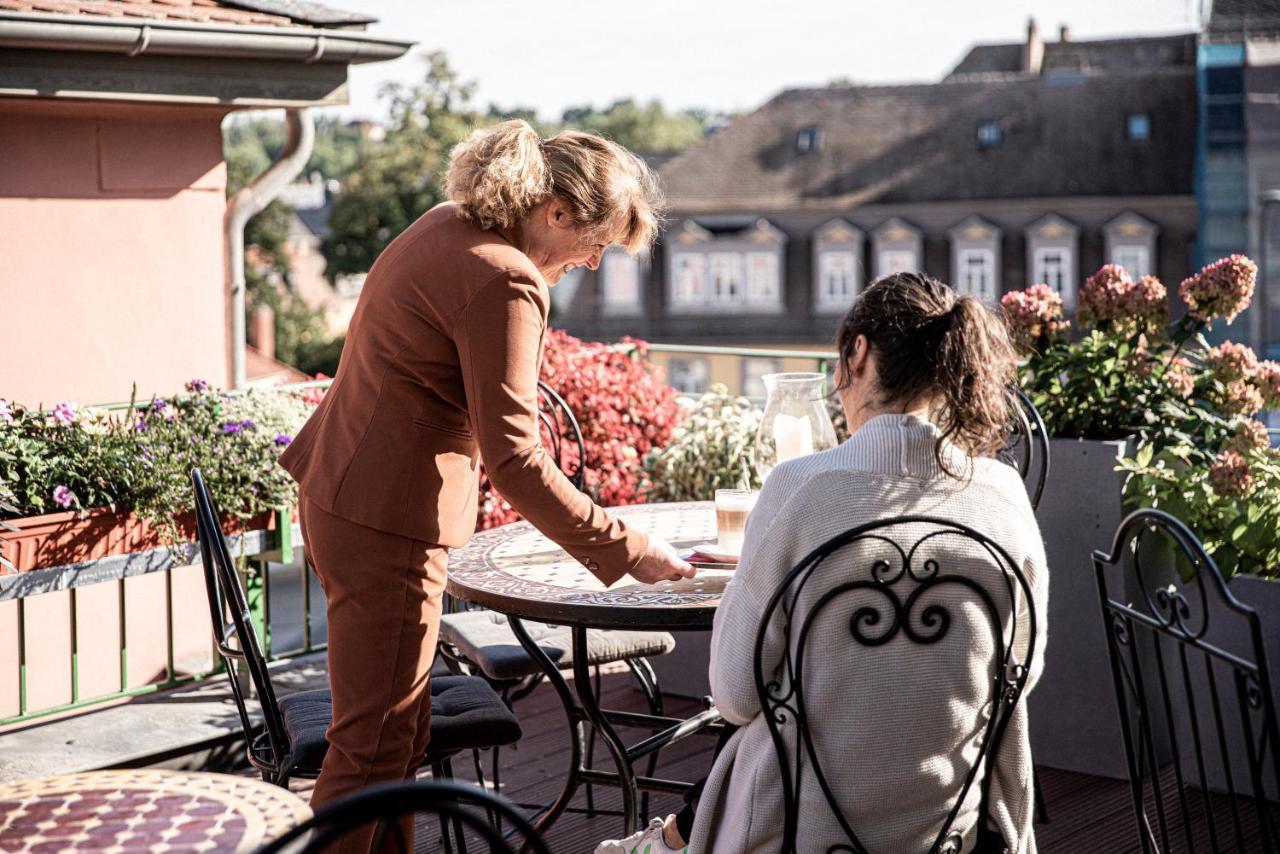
[835,272,1016,476]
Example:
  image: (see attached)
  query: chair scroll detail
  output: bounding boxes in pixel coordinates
[1000,386,1049,512]
[753,516,1039,854]
[1093,509,1280,853]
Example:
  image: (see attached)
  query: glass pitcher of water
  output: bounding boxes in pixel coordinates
[752,372,838,481]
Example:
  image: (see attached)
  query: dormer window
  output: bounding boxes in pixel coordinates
[1127,113,1151,141]
[796,126,822,154]
[977,121,1003,148]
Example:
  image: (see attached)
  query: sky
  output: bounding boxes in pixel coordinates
[326,0,1204,123]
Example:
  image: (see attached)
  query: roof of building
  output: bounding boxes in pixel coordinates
[0,0,374,29]
[947,32,1196,78]
[1208,0,1280,37]
[660,68,1196,212]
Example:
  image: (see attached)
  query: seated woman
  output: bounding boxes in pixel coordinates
[598,272,1048,854]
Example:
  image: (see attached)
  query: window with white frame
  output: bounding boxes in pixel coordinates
[672,254,706,306]
[601,251,641,312]
[957,248,997,302]
[709,252,744,304]
[667,357,709,394]
[817,250,858,310]
[746,252,780,305]
[741,357,781,400]
[878,249,917,277]
[1111,245,1151,280]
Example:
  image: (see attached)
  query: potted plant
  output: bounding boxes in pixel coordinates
[1002,255,1263,779]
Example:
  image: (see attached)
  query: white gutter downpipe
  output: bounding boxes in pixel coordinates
[225,108,315,388]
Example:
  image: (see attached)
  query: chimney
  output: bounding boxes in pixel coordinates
[1023,17,1044,75]
[248,303,276,361]
[1059,24,1071,42]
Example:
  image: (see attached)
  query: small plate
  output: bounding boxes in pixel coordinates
[680,543,740,566]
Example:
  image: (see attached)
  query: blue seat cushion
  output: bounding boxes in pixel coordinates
[277,675,521,776]
[439,610,676,682]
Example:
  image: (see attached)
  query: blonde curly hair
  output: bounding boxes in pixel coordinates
[444,120,663,253]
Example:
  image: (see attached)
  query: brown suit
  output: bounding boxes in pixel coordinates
[280,203,649,843]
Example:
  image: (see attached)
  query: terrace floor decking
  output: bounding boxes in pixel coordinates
[252,664,1174,854]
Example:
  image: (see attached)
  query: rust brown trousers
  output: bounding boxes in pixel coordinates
[279,203,651,848]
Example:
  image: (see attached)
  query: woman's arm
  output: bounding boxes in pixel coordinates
[453,270,649,585]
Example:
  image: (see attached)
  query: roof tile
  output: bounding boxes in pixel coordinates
[0,0,362,28]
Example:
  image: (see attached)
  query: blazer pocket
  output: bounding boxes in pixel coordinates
[412,417,473,440]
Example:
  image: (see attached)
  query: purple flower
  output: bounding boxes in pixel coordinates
[185,378,210,394]
[274,434,293,447]
[133,418,148,432]
[240,419,256,430]
[0,399,12,423]
[53,485,74,509]
[52,402,76,424]
[220,422,243,435]
[150,398,167,412]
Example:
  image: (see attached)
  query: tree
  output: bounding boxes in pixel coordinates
[558,98,706,154]
[323,51,487,281]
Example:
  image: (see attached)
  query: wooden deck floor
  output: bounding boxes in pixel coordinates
[268,666,1265,854]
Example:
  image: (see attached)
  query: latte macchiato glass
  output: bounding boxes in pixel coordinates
[715,489,758,556]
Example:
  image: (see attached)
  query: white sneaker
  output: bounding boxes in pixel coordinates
[593,817,688,854]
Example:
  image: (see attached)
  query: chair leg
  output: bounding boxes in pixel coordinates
[444,757,468,854]
[1034,766,1050,823]
[584,665,601,814]
[431,761,457,854]
[471,747,501,833]
[627,657,665,820]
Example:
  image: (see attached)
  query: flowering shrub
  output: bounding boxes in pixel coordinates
[476,331,681,529]
[0,381,316,551]
[1008,255,1280,577]
[643,386,763,502]
[1001,284,1070,354]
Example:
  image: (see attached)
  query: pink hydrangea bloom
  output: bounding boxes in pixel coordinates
[1180,254,1257,325]
[1257,360,1280,409]
[1221,380,1265,417]
[1126,275,1169,332]
[1209,450,1253,497]
[1227,419,1270,455]
[1204,341,1259,384]
[1165,357,1196,400]
[1000,284,1070,352]
[1078,264,1133,328]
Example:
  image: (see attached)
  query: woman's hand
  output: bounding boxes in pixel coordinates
[630,536,696,584]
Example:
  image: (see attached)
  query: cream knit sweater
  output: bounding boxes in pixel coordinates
[689,414,1048,854]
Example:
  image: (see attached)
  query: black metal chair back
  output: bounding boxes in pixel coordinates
[191,468,292,782]
[754,515,1039,854]
[1093,509,1280,853]
[256,779,550,854]
[1000,386,1049,511]
[536,379,585,492]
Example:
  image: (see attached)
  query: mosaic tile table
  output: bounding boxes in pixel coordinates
[0,769,311,853]
[447,501,732,838]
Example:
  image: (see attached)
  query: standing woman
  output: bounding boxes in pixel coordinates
[279,120,694,844]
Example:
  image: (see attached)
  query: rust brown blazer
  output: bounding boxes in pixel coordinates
[280,203,648,586]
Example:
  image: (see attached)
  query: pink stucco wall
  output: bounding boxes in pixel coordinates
[0,99,232,407]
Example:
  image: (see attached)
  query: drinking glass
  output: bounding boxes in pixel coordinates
[715,488,758,555]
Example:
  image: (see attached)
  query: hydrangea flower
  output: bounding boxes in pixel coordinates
[1221,380,1265,417]
[1164,357,1196,400]
[53,485,74,509]
[1078,264,1133,328]
[1181,254,1257,325]
[1209,450,1253,497]
[51,402,76,424]
[1204,341,1259,384]
[1228,419,1271,455]
[1000,284,1070,352]
[1126,276,1169,333]
[1257,361,1280,409]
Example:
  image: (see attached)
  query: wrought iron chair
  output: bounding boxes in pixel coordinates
[256,779,550,854]
[754,516,1040,854]
[1093,509,1280,853]
[437,380,675,816]
[1001,386,1049,512]
[191,469,522,800]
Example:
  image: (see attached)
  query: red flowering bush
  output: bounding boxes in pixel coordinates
[476,330,682,530]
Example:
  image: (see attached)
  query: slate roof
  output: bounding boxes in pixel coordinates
[1207,0,1280,37]
[660,67,1196,212]
[0,0,374,28]
[948,33,1196,78]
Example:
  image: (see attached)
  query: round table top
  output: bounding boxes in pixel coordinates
[0,769,311,853]
[447,501,733,630]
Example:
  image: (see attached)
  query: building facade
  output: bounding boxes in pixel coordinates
[555,25,1200,393]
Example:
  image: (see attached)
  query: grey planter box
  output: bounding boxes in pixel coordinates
[1028,437,1135,779]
